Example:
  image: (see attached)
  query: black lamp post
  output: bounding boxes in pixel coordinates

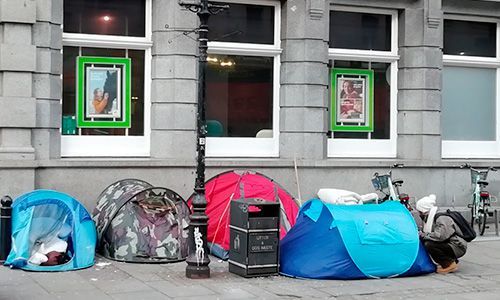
[179,0,228,279]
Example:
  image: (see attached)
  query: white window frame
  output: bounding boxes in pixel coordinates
[442,15,500,158]
[61,0,152,157]
[328,6,398,158]
[205,0,281,157]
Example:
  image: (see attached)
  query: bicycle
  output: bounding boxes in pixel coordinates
[371,163,412,210]
[460,163,497,236]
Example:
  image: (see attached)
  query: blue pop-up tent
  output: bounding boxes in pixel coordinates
[280,199,436,279]
[4,190,96,271]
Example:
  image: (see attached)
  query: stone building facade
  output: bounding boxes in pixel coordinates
[1,0,500,210]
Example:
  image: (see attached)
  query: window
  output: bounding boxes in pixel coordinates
[61,0,151,157]
[205,0,280,157]
[442,17,500,158]
[328,7,398,158]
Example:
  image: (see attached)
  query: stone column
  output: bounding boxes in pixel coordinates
[280,0,329,159]
[0,0,38,195]
[398,0,443,161]
[32,0,62,160]
[150,0,198,159]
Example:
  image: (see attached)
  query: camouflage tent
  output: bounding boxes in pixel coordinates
[92,179,190,263]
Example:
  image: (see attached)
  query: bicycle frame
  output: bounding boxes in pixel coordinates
[371,163,410,208]
[461,163,497,235]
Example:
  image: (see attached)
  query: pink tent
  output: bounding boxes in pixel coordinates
[187,170,299,259]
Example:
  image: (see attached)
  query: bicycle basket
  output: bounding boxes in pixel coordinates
[470,169,489,184]
[372,175,390,190]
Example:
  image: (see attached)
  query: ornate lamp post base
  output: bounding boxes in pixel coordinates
[179,0,228,280]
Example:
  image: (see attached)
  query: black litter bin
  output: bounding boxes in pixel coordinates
[228,198,280,277]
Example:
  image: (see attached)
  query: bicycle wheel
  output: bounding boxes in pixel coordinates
[477,209,487,236]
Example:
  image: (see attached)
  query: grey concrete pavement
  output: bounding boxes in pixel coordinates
[1,237,500,300]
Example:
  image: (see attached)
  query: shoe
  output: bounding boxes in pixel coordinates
[436,262,458,274]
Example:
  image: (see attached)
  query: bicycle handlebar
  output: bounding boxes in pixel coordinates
[460,163,497,172]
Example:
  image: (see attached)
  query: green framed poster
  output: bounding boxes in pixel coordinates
[331,68,374,132]
[76,56,131,128]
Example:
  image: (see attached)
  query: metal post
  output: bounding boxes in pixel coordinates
[179,0,228,279]
[0,196,13,262]
[495,209,498,237]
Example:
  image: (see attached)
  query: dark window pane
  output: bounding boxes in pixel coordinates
[329,11,391,51]
[444,20,496,57]
[64,0,146,37]
[208,3,274,44]
[332,61,391,140]
[206,55,273,137]
[62,47,145,136]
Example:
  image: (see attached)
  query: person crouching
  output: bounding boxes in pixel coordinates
[415,196,467,274]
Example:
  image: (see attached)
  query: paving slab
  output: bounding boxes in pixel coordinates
[1,240,500,299]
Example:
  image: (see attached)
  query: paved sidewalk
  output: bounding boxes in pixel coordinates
[1,237,499,300]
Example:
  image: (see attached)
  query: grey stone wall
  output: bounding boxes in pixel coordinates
[398,0,443,160]
[150,0,198,159]
[280,0,329,159]
[2,0,500,212]
[0,0,38,196]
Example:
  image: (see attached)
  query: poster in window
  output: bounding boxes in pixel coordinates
[76,56,131,128]
[331,68,374,132]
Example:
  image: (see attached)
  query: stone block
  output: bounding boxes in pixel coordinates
[398,68,441,90]
[0,128,32,147]
[2,72,32,97]
[397,134,422,160]
[152,0,197,32]
[282,0,329,40]
[0,0,36,24]
[35,0,50,22]
[151,78,197,104]
[280,106,327,132]
[398,89,441,111]
[33,73,61,99]
[32,22,61,49]
[421,134,441,161]
[281,39,329,63]
[400,7,442,48]
[281,61,329,85]
[36,48,61,74]
[398,110,440,135]
[151,103,196,130]
[281,84,328,108]
[51,0,62,25]
[35,98,60,128]
[152,31,198,56]
[32,128,60,159]
[151,55,197,80]
[279,131,326,159]
[399,47,442,69]
[0,96,36,127]
[150,129,197,159]
[36,0,63,24]
[3,23,31,44]
[0,169,34,197]
[0,43,36,71]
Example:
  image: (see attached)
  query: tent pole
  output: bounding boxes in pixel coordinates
[179,0,228,279]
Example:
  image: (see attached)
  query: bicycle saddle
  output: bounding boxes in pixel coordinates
[478,180,489,186]
[393,179,404,185]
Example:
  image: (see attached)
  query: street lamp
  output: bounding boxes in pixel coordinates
[178,0,228,279]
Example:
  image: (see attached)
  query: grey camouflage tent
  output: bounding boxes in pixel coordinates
[92,179,190,263]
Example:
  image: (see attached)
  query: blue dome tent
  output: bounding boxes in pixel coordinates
[4,190,96,271]
[280,199,435,279]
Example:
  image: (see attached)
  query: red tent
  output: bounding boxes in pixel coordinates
[187,170,299,259]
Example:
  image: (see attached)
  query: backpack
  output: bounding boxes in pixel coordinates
[435,210,476,242]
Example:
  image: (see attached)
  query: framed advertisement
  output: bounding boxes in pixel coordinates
[331,68,374,132]
[76,56,131,128]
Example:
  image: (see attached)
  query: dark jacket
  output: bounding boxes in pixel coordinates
[420,214,467,258]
